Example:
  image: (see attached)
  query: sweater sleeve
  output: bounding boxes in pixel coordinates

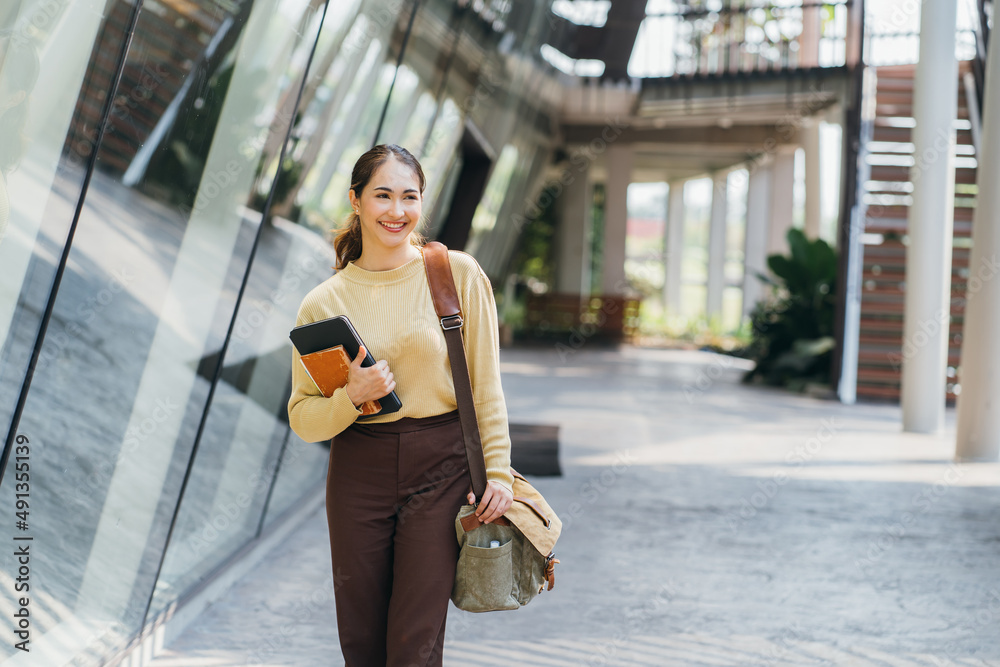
[287,301,363,443]
[460,260,515,492]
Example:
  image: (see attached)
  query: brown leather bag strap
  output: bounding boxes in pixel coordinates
[421,242,489,500]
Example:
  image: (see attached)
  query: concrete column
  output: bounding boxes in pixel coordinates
[804,119,823,239]
[707,171,728,318]
[766,150,796,256]
[663,180,685,315]
[955,26,1000,460]
[555,161,593,295]
[902,0,959,434]
[743,164,772,318]
[601,144,633,295]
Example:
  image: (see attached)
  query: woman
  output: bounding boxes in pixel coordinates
[287,143,514,666]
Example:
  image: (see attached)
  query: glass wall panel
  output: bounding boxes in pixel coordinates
[478,143,551,278]
[374,64,422,145]
[0,0,129,443]
[256,232,340,530]
[420,97,464,227]
[290,4,395,233]
[0,0,326,661]
[0,1,149,663]
[146,0,333,619]
[466,143,519,255]
[0,0,564,662]
[150,220,336,616]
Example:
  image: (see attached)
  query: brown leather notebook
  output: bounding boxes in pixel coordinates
[299,345,381,416]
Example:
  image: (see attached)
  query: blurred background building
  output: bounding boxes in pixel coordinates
[0,0,995,664]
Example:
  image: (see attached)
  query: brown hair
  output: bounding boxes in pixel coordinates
[333,143,427,270]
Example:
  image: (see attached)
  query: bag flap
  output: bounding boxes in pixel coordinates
[505,474,561,556]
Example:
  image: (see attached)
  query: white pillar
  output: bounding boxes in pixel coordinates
[902,0,959,434]
[663,180,685,314]
[743,164,772,318]
[555,163,593,295]
[601,144,632,295]
[766,150,796,256]
[707,171,728,318]
[800,4,821,68]
[804,119,823,239]
[836,81,875,405]
[955,28,1000,460]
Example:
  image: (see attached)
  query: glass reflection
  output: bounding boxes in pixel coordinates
[115,0,331,621]
[0,0,326,661]
[0,30,39,244]
[0,0,565,662]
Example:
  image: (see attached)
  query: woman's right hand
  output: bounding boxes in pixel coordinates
[344,346,395,407]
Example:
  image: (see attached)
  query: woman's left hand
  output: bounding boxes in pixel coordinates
[467,481,513,524]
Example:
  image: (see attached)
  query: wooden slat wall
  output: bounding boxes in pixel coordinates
[61,1,224,177]
[855,63,977,403]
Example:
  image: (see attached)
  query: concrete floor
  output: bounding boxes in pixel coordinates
[147,345,1000,666]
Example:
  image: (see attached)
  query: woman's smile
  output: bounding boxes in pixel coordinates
[378,220,407,231]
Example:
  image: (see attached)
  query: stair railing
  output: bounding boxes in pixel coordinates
[639,0,853,77]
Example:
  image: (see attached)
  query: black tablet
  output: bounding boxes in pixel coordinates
[289,314,402,418]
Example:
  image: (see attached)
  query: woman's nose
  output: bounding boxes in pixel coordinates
[389,198,403,218]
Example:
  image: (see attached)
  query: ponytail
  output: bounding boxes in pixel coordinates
[333,212,364,270]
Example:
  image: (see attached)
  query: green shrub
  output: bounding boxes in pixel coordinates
[743,228,837,390]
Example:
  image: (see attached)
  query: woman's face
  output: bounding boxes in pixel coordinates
[350,157,422,255]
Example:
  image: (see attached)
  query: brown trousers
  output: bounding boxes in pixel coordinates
[326,410,469,667]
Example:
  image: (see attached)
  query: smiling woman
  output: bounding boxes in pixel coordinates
[288,143,515,666]
[334,143,427,271]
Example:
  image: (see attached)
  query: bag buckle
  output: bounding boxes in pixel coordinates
[440,314,463,330]
[544,553,560,591]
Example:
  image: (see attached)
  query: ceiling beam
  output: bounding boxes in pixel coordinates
[561,123,803,146]
[599,0,647,80]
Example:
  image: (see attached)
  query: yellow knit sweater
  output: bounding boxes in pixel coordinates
[287,248,514,492]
